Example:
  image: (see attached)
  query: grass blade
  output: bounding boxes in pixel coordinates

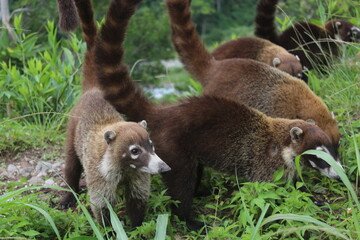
[103,197,128,240]
[250,203,270,240]
[261,213,348,239]
[154,214,169,240]
[22,203,61,240]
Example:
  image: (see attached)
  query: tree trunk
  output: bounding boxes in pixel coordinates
[1,0,15,40]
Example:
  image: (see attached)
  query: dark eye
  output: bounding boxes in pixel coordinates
[131,148,141,155]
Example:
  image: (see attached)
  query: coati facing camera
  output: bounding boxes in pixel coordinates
[92,0,342,230]
[254,0,360,82]
[166,0,341,157]
[212,37,304,79]
[59,0,170,227]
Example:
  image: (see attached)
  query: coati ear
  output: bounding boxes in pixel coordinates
[139,120,147,129]
[104,130,117,144]
[295,55,300,61]
[335,21,342,28]
[290,127,304,143]
[306,119,316,125]
[273,57,281,67]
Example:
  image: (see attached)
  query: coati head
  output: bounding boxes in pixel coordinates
[99,120,171,182]
[272,53,303,79]
[280,120,343,180]
[325,20,360,42]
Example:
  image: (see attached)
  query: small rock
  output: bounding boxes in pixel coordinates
[29,176,44,186]
[34,161,53,177]
[44,178,55,187]
[7,164,19,178]
[20,167,35,179]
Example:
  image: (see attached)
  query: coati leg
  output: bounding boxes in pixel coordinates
[87,177,119,225]
[61,126,82,208]
[124,171,151,227]
[163,161,205,231]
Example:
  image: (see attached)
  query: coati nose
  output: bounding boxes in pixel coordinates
[159,162,171,173]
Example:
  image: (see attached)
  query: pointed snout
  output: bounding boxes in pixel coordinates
[158,161,171,173]
[141,153,171,174]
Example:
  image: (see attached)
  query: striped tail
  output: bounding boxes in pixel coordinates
[166,0,213,84]
[57,0,79,32]
[74,0,98,49]
[254,0,279,43]
[94,0,154,121]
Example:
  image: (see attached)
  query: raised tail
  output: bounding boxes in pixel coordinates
[57,0,79,32]
[94,0,155,121]
[254,0,279,43]
[166,0,213,84]
[74,0,98,49]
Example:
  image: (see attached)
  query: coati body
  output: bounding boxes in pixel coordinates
[59,0,170,227]
[254,0,360,81]
[92,0,342,230]
[212,37,303,78]
[167,0,340,153]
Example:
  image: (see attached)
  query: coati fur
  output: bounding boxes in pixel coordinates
[212,37,304,79]
[254,0,360,82]
[166,0,341,155]
[92,0,342,230]
[59,0,171,227]
[57,0,79,32]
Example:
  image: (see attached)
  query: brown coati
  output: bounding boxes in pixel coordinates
[57,0,79,32]
[59,0,171,227]
[166,0,341,155]
[212,37,304,79]
[254,0,360,82]
[92,0,342,230]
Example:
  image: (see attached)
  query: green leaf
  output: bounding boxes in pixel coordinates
[154,214,169,240]
[23,230,41,237]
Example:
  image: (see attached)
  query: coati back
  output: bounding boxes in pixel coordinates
[211,37,303,78]
[93,0,342,231]
[254,0,360,81]
[59,0,171,227]
[167,0,340,153]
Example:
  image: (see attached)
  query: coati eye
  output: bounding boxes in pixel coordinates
[131,148,141,155]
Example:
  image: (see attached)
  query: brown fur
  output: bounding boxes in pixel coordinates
[92,0,339,230]
[254,0,360,81]
[57,0,79,32]
[167,0,340,150]
[60,0,170,227]
[212,37,303,78]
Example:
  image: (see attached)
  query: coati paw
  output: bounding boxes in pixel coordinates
[60,193,77,209]
[186,219,208,233]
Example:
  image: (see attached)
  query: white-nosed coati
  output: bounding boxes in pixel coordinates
[212,37,304,79]
[59,0,171,227]
[166,0,341,159]
[91,0,342,231]
[254,0,360,82]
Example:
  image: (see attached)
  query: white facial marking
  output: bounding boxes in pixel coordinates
[313,145,343,179]
[129,145,140,159]
[309,160,317,168]
[139,153,169,174]
[130,164,136,169]
[281,147,296,169]
[122,153,126,158]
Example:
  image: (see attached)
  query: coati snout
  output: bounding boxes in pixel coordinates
[285,124,343,180]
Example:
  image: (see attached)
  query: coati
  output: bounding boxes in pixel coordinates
[254,0,360,82]
[166,0,341,156]
[212,37,304,79]
[91,0,342,230]
[57,0,79,32]
[59,0,171,227]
